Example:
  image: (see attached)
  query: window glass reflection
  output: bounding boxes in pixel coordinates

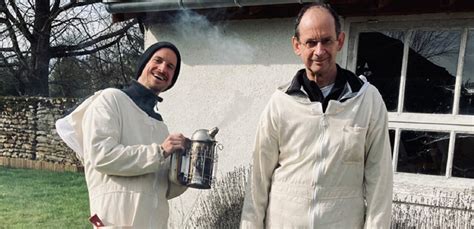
[397,130,449,175]
[356,32,405,112]
[452,133,474,178]
[405,30,461,114]
[389,129,395,158]
[460,31,474,115]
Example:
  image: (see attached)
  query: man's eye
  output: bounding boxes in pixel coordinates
[168,64,175,70]
[321,39,333,46]
[306,40,318,48]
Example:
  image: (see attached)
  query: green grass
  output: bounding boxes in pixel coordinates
[0,167,90,228]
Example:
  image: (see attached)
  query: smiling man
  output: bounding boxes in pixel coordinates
[240,3,393,228]
[137,45,178,93]
[57,41,188,228]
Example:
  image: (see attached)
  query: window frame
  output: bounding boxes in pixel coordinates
[343,13,474,180]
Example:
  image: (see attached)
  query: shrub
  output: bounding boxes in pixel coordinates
[186,166,249,228]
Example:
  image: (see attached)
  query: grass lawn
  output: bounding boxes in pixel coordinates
[0,167,90,228]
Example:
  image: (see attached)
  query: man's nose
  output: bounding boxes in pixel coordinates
[158,63,166,72]
[313,43,326,56]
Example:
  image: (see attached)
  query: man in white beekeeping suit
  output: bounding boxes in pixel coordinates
[57,41,188,228]
[240,3,393,228]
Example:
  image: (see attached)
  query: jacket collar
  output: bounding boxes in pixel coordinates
[286,65,364,103]
[122,80,164,121]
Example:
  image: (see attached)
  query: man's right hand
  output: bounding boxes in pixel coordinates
[160,133,189,158]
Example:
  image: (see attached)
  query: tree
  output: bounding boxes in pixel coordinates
[49,29,143,97]
[0,65,18,95]
[0,0,137,96]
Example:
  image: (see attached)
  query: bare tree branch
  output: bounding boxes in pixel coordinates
[0,51,19,80]
[6,0,34,42]
[50,0,100,20]
[0,0,7,13]
[0,47,14,51]
[0,62,19,67]
[54,33,125,57]
[51,0,61,14]
[50,19,137,57]
[0,17,29,70]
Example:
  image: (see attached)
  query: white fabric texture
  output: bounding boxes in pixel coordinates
[240,79,393,229]
[55,90,103,162]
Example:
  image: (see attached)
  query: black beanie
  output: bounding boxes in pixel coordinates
[135,41,181,92]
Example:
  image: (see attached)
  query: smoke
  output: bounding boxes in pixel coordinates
[215,90,253,129]
[171,10,255,64]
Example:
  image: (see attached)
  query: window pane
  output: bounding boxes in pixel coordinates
[460,30,474,115]
[389,129,395,158]
[452,133,474,178]
[397,130,449,175]
[405,30,461,114]
[356,31,405,112]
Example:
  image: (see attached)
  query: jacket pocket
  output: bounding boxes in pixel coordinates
[342,125,367,163]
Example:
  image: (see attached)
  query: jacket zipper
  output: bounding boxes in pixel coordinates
[310,113,328,228]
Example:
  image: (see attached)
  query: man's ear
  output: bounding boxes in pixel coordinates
[292,36,302,56]
[336,32,345,51]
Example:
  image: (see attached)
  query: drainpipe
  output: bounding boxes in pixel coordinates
[101,0,320,14]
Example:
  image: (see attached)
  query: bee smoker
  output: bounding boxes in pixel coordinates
[169,127,221,189]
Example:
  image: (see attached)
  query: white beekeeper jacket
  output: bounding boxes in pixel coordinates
[240,71,393,228]
[56,88,185,228]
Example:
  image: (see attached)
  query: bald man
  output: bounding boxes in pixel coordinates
[240,3,393,228]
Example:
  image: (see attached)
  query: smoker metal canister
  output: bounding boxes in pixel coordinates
[169,127,219,189]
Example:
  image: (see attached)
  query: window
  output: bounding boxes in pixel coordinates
[347,16,474,178]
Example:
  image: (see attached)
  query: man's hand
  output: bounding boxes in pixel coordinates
[160,133,189,158]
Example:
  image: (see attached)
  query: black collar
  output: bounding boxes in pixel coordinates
[122,80,164,121]
[286,65,363,111]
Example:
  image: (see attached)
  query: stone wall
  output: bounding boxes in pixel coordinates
[0,96,81,172]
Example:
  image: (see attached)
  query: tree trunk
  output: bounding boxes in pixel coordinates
[28,0,52,96]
